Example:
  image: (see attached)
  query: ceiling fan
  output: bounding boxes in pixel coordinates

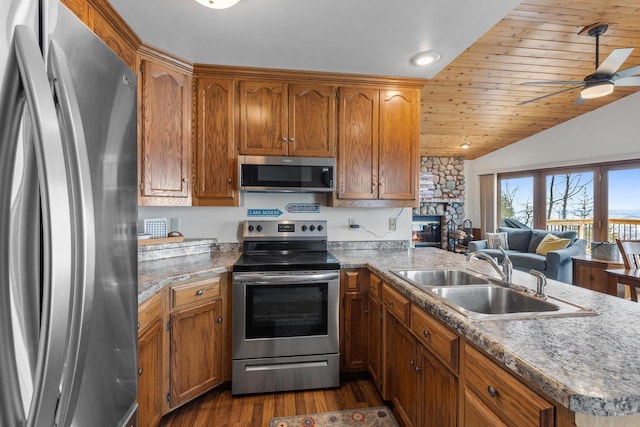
[518,23,640,106]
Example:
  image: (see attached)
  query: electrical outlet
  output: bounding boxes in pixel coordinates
[388,217,397,231]
[348,218,358,230]
[169,217,180,233]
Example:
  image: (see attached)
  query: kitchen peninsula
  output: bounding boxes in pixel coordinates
[139,242,640,426]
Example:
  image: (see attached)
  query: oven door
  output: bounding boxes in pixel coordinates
[232,271,339,359]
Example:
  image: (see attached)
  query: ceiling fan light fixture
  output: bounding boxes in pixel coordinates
[460,142,470,149]
[195,0,240,9]
[580,80,614,99]
[410,50,441,66]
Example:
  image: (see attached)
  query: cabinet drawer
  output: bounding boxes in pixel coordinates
[171,276,221,310]
[138,291,163,332]
[411,305,459,373]
[464,345,554,427]
[369,273,382,300]
[382,283,410,325]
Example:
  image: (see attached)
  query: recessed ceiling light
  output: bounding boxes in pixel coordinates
[460,143,470,149]
[410,50,441,66]
[195,0,240,9]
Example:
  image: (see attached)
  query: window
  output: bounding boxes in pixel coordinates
[497,160,640,247]
[500,176,534,228]
[608,167,640,241]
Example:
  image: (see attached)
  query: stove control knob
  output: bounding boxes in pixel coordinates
[301,225,308,231]
[248,225,254,232]
[256,225,263,232]
[309,225,316,231]
[317,225,323,231]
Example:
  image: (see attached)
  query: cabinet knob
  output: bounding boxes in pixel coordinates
[423,329,430,338]
[182,178,187,182]
[217,317,223,323]
[289,137,294,142]
[487,386,498,398]
[387,300,394,306]
[282,136,287,142]
[227,178,232,184]
[197,289,204,296]
[410,359,415,367]
[138,368,143,376]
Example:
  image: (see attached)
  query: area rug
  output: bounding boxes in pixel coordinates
[269,406,398,427]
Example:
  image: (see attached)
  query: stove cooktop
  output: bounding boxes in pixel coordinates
[233,251,340,272]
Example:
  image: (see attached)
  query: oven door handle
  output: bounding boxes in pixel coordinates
[234,272,339,284]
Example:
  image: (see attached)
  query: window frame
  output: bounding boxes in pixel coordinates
[497,159,640,243]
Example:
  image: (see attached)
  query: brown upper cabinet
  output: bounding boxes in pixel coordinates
[239,82,336,157]
[138,55,192,206]
[193,77,239,206]
[333,87,419,207]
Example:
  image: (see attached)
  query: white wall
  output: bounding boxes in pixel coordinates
[139,192,412,243]
[465,92,640,227]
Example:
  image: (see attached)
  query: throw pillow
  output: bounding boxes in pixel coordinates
[486,232,509,249]
[536,233,571,255]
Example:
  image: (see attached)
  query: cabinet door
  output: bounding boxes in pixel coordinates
[367,294,382,391]
[421,346,458,427]
[288,84,336,157]
[138,318,163,427]
[239,81,288,155]
[392,317,419,427]
[87,6,135,69]
[337,87,379,199]
[464,387,508,427]
[194,77,238,205]
[139,59,191,204]
[343,292,367,371]
[378,89,418,200]
[170,300,223,407]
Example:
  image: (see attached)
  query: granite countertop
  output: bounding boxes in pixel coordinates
[138,244,640,417]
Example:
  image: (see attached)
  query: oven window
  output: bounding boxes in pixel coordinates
[245,284,328,338]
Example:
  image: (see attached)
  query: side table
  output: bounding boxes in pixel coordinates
[572,254,624,295]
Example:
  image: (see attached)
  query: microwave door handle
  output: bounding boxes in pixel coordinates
[0,25,75,427]
[47,40,97,427]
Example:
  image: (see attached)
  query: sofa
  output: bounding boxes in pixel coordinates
[467,227,587,283]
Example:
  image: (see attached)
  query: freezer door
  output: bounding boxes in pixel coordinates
[47,3,139,426]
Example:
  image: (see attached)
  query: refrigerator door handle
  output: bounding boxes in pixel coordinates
[46,40,97,427]
[0,25,74,427]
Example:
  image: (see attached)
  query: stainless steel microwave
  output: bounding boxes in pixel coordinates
[239,156,335,192]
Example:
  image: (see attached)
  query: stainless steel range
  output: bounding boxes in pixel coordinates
[232,220,340,395]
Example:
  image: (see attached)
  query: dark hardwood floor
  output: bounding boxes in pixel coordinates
[159,377,385,427]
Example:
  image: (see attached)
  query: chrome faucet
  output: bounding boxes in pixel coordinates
[529,270,547,299]
[466,246,512,283]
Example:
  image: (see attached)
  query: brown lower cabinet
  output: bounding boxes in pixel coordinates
[138,292,164,427]
[384,288,458,427]
[137,273,229,426]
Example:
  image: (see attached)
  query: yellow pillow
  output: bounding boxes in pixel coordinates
[536,233,571,255]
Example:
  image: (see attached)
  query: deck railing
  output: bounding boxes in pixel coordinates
[545,218,640,246]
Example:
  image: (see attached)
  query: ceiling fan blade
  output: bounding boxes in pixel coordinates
[595,48,634,76]
[517,85,582,106]
[521,81,584,86]
[615,64,640,79]
[615,76,640,86]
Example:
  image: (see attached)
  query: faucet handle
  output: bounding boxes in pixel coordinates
[529,269,547,299]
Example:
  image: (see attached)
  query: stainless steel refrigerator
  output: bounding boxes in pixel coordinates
[0,1,138,426]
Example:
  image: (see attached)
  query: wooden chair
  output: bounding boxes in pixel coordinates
[615,239,640,301]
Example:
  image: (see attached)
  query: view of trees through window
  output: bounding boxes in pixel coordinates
[498,163,640,244]
[500,177,533,228]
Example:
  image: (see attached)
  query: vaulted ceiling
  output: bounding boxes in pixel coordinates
[422,0,640,160]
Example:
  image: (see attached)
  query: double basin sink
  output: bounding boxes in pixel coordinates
[392,269,596,321]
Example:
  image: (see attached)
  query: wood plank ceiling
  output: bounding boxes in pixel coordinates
[421,0,640,160]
